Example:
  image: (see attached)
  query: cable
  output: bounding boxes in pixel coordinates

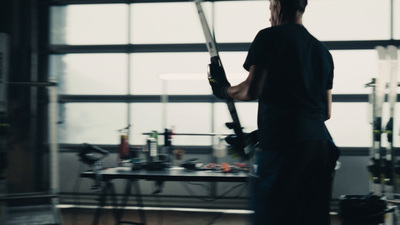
[181,182,247,202]
[206,212,224,225]
[220,181,246,198]
[187,182,211,193]
[232,181,247,197]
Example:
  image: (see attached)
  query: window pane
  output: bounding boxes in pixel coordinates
[130,103,212,146]
[331,50,378,94]
[326,103,371,147]
[167,103,212,146]
[49,54,128,95]
[328,103,400,148]
[130,2,212,44]
[130,53,210,94]
[130,103,163,145]
[159,74,210,95]
[59,103,127,144]
[215,1,269,43]
[50,5,128,45]
[219,52,249,85]
[304,0,391,41]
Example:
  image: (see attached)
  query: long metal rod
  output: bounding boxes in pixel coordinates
[195,0,218,58]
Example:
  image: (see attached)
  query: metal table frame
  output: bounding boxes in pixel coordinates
[81,167,249,225]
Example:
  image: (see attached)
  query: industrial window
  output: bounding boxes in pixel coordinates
[48,0,399,149]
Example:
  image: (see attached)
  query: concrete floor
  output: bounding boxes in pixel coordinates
[60,208,342,225]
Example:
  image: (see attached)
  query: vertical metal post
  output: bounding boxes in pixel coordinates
[0,32,10,225]
[29,0,42,191]
[390,0,394,40]
[161,80,168,130]
[48,76,59,204]
[127,3,132,139]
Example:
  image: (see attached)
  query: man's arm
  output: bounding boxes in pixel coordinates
[227,65,268,101]
[326,89,332,120]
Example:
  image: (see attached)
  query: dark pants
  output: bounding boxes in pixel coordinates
[251,140,340,225]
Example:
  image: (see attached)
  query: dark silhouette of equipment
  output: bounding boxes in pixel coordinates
[78,143,109,190]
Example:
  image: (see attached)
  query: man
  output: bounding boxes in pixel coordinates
[208,0,340,224]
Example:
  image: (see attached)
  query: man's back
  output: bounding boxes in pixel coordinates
[244,23,334,149]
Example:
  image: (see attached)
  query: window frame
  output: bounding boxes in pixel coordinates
[45,0,400,153]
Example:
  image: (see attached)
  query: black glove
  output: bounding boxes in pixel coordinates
[207,59,231,99]
[225,130,258,160]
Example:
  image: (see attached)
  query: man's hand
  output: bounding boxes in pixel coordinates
[208,60,231,99]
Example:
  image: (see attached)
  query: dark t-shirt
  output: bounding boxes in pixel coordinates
[243,23,334,150]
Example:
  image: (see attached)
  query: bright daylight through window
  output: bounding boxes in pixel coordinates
[49,0,397,148]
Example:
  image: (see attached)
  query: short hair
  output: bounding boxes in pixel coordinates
[274,0,308,23]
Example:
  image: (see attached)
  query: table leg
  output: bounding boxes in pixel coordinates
[116,179,146,225]
[109,183,122,225]
[116,179,133,224]
[92,181,112,225]
[133,180,147,225]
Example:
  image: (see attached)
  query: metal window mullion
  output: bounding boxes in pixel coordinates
[127,3,132,135]
[390,0,394,40]
[47,0,263,6]
[58,94,384,103]
[48,40,400,55]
